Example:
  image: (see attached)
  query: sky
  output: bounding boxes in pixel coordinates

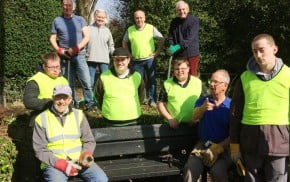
[95,0,120,20]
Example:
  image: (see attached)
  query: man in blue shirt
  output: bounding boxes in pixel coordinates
[183,69,232,182]
[49,0,94,110]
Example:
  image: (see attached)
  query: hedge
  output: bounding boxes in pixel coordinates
[0,0,61,102]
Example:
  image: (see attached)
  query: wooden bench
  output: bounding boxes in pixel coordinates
[90,123,197,181]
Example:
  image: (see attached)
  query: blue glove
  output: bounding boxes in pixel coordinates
[169,44,181,55]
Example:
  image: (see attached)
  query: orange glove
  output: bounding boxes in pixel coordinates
[79,151,94,168]
[230,143,246,176]
[202,143,224,166]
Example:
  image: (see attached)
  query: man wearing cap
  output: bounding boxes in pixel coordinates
[122,10,164,108]
[33,85,108,181]
[49,0,95,110]
[24,52,68,125]
[95,48,145,126]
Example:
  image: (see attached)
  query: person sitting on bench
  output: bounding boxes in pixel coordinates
[33,85,108,181]
[95,47,145,126]
[183,69,232,182]
[158,58,202,128]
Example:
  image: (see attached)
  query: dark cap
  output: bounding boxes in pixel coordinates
[53,85,72,96]
[112,48,130,57]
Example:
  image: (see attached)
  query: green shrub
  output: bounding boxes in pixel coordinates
[0,137,18,181]
[1,0,61,102]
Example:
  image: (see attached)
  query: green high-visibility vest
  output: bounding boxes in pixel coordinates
[241,65,290,125]
[101,70,142,121]
[28,72,68,99]
[35,108,83,168]
[164,76,202,122]
[128,24,154,59]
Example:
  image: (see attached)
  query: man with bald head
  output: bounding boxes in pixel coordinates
[168,1,200,76]
[122,10,164,108]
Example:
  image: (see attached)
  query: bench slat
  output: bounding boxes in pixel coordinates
[97,157,182,181]
[94,136,195,158]
[92,124,197,142]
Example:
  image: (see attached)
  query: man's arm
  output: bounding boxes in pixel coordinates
[49,34,59,51]
[151,27,164,57]
[33,121,58,166]
[23,80,52,111]
[122,31,129,49]
[78,26,89,50]
[80,114,96,153]
[192,97,215,123]
[229,78,244,143]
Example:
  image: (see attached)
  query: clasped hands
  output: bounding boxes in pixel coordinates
[54,151,94,176]
[191,141,224,167]
[57,46,80,60]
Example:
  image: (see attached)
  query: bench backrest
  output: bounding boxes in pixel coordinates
[92,123,197,159]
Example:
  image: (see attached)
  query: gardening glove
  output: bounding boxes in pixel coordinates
[79,151,94,168]
[168,44,181,55]
[201,143,224,167]
[230,143,246,176]
[191,141,205,157]
[54,159,82,176]
[66,45,80,57]
[57,47,71,60]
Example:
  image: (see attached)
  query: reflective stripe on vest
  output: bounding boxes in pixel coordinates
[28,72,68,99]
[128,24,155,59]
[164,76,202,122]
[241,66,290,125]
[36,108,83,165]
[101,70,142,120]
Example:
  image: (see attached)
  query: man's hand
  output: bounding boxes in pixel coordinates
[57,48,71,60]
[54,159,82,176]
[191,141,205,157]
[168,118,179,129]
[79,151,94,168]
[201,143,224,166]
[66,46,80,57]
[230,143,246,176]
[202,98,216,111]
[168,44,181,55]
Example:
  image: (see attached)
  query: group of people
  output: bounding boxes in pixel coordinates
[22,0,289,181]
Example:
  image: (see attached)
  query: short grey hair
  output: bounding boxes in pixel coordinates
[94,9,109,24]
[176,1,189,11]
[214,69,230,84]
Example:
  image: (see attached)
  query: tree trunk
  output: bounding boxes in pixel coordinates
[76,0,98,23]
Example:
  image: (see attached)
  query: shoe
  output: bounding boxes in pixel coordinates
[149,101,157,109]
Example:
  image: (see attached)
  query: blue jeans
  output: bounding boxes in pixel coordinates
[61,53,94,108]
[132,57,157,103]
[43,163,108,182]
[87,62,109,88]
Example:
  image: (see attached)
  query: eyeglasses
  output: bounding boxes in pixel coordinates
[209,80,225,85]
[174,67,189,71]
[46,66,60,70]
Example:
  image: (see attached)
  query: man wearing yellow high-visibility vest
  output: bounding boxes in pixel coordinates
[158,58,202,128]
[122,10,164,108]
[24,52,68,126]
[230,34,289,181]
[33,85,108,181]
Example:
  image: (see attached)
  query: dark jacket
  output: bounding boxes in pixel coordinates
[168,14,199,58]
